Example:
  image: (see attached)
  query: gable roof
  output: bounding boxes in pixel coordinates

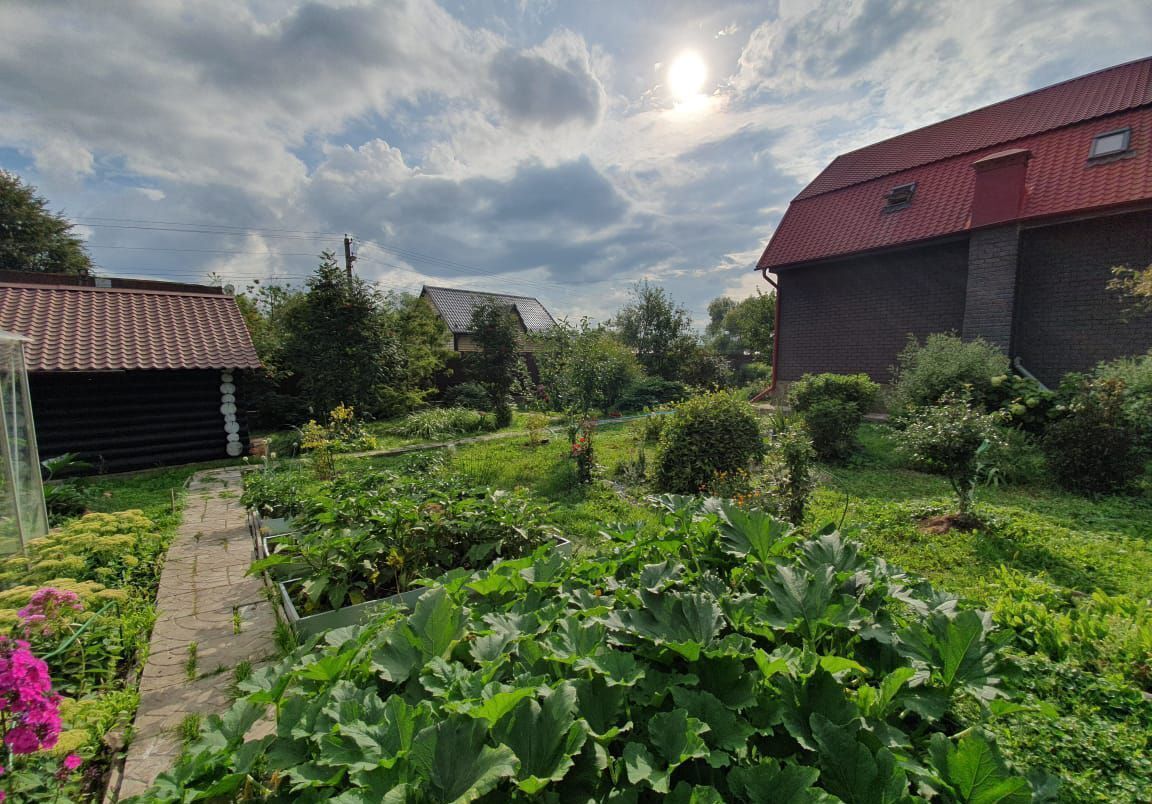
[759,57,1152,271]
[0,278,261,372]
[420,285,556,335]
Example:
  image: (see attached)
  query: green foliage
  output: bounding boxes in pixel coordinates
[988,373,1055,433]
[145,500,1034,803]
[615,377,689,412]
[280,253,406,417]
[0,510,162,591]
[0,170,92,275]
[612,280,696,380]
[253,473,556,614]
[897,396,1006,517]
[241,462,305,518]
[1043,377,1143,495]
[1092,350,1152,451]
[654,391,763,493]
[467,300,526,425]
[1108,262,1152,314]
[443,381,492,411]
[678,347,734,389]
[789,373,878,462]
[889,333,1010,416]
[538,318,641,413]
[977,426,1048,488]
[764,417,817,526]
[389,407,497,441]
[705,291,776,355]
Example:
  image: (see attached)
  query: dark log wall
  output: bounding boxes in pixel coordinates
[28,369,248,473]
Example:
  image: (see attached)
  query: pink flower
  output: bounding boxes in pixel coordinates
[62,754,83,772]
[0,639,61,754]
[17,588,83,638]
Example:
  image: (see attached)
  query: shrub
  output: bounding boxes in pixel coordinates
[524,413,549,446]
[789,372,878,413]
[443,381,492,411]
[1093,350,1152,451]
[735,361,773,386]
[897,395,1006,519]
[763,417,817,526]
[789,373,878,461]
[678,348,733,389]
[1043,377,1143,495]
[654,391,763,493]
[539,324,641,413]
[889,333,1009,415]
[614,377,689,412]
[989,373,1055,433]
[390,407,497,441]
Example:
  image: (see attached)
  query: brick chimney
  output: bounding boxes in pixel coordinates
[969,148,1032,228]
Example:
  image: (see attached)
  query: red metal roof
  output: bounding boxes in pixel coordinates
[0,282,262,372]
[760,58,1152,270]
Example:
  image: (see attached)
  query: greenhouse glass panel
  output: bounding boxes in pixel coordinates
[0,331,47,554]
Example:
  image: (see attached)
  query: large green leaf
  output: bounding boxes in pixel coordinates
[763,565,861,644]
[717,503,796,565]
[728,760,834,803]
[928,730,1033,804]
[811,714,909,804]
[778,669,860,752]
[409,587,467,659]
[898,610,1002,701]
[606,589,725,660]
[669,687,756,753]
[623,742,672,794]
[493,682,588,794]
[409,716,517,803]
[648,709,710,765]
[573,677,630,740]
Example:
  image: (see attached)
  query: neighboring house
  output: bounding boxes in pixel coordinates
[0,271,261,472]
[757,57,1152,392]
[419,285,557,353]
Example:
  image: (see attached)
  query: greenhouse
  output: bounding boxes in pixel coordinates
[0,330,47,554]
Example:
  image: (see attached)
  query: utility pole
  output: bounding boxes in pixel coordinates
[343,235,357,278]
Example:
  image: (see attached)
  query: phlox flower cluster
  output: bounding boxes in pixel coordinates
[17,588,84,638]
[0,636,61,754]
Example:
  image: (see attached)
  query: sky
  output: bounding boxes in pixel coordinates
[1,0,1150,327]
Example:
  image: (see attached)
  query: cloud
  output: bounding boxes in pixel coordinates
[491,48,602,126]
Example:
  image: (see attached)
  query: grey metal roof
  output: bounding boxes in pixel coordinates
[420,285,556,335]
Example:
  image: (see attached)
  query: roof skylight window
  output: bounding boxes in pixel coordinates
[1089,128,1130,159]
[883,182,916,211]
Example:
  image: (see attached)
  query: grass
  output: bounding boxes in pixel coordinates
[806,424,1152,802]
[82,460,236,532]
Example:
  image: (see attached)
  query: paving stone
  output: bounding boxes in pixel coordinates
[115,468,278,801]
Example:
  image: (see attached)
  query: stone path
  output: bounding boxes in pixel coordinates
[115,468,277,801]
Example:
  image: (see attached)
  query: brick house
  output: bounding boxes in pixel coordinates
[757,57,1152,393]
[0,271,261,472]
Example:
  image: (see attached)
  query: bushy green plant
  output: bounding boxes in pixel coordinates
[678,348,733,389]
[763,417,817,526]
[390,407,497,440]
[889,333,1009,415]
[897,395,1006,519]
[443,381,492,411]
[735,361,773,386]
[149,502,1042,803]
[615,377,689,412]
[1043,377,1143,495]
[240,463,304,518]
[977,425,1047,488]
[789,373,878,461]
[654,391,763,493]
[989,373,1055,433]
[1093,350,1152,451]
[538,320,641,413]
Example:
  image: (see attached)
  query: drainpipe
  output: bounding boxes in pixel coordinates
[1012,356,1049,392]
[750,267,779,403]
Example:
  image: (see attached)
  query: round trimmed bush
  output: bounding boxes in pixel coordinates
[654,391,763,493]
[789,373,879,461]
[889,333,1009,415]
[443,382,492,411]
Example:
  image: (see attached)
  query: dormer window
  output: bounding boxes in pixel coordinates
[1089,128,1130,159]
[883,182,916,212]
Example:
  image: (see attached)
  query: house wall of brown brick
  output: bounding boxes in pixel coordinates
[776,239,970,382]
[1014,209,1152,386]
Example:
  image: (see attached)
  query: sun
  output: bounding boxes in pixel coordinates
[667,51,707,102]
